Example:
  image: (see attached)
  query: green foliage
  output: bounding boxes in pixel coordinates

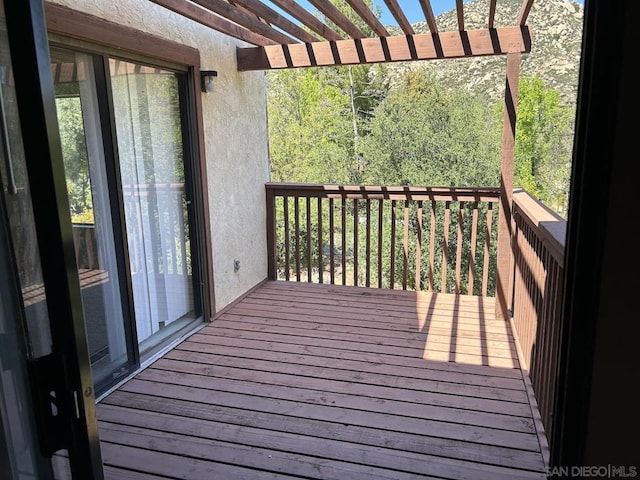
[71,210,95,224]
[510,76,574,216]
[267,64,389,184]
[360,70,502,187]
[267,65,574,294]
[56,96,94,221]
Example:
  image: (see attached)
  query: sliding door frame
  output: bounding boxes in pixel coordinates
[4,0,104,476]
[44,2,215,321]
[91,52,141,388]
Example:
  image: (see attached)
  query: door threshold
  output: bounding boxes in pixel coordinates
[95,320,207,403]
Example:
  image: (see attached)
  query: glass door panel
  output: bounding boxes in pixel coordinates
[2,1,104,476]
[1,11,53,476]
[51,47,134,390]
[109,59,197,357]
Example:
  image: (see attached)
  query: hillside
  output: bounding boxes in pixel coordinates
[386,0,584,107]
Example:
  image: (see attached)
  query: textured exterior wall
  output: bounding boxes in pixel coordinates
[50,0,270,311]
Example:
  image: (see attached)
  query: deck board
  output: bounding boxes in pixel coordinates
[94,281,546,479]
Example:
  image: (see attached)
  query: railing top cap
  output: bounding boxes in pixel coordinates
[513,188,566,261]
[266,183,501,200]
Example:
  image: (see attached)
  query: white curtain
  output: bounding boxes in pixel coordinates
[76,53,128,364]
[109,60,193,346]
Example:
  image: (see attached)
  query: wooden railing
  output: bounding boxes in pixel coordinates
[121,183,190,277]
[72,224,99,269]
[266,183,501,295]
[510,188,566,445]
[70,183,191,276]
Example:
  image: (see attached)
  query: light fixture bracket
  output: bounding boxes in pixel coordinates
[200,70,218,93]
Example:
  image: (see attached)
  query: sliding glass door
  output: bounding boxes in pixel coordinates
[51,47,135,392]
[110,59,197,356]
[49,46,204,395]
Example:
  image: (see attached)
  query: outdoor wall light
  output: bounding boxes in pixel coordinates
[200,70,218,93]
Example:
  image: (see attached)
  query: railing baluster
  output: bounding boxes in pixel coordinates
[306,197,312,282]
[294,197,300,282]
[468,201,478,294]
[317,197,323,284]
[329,198,335,284]
[441,200,450,293]
[283,197,290,280]
[353,198,358,286]
[390,200,396,289]
[265,186,276,280]
[415,201,423,291]
[482,202,493,296]
[341,197,346,286]
[429,200,436,292]
[455,201,464,294]
[377,199,383,289]
[402,200,409,290]
[365,199,371,287]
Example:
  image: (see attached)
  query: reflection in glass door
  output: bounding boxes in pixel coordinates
[109,59,198,357]
[48,46,203,395]
[51,47,135,390]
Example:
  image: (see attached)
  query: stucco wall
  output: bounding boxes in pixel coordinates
[50,0,271,311]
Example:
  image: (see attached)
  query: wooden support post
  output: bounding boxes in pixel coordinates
[496,52,521,320]
[266,186,276,280]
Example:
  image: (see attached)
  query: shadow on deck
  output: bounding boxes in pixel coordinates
[91,281,547,479]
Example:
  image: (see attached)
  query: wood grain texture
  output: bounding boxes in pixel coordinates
[495,52,521,319]
[97,281,546,479]
[45,2,202,64]
[237,26,532,70]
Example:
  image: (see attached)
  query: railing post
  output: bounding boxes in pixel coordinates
[265,185,276,280]
[496,52,521,320]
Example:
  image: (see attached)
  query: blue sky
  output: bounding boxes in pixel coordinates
[374,0,585,26]
[375,0,467,25]
[272,0,585,34]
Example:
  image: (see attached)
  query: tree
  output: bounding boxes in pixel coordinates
[511,76,574,216]
[360,70,502,187]
[56,95,93,222]
[267,64,388,184]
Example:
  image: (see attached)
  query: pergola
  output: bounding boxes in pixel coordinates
[153,0,535,317]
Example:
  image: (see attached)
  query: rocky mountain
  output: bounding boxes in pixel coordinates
[385,0,584,107]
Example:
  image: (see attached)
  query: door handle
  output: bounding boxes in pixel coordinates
[27,353,74,457]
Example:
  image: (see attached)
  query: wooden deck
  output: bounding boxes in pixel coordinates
[92,281,547,479]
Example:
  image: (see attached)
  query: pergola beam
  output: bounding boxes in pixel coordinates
[237,26,532,71]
